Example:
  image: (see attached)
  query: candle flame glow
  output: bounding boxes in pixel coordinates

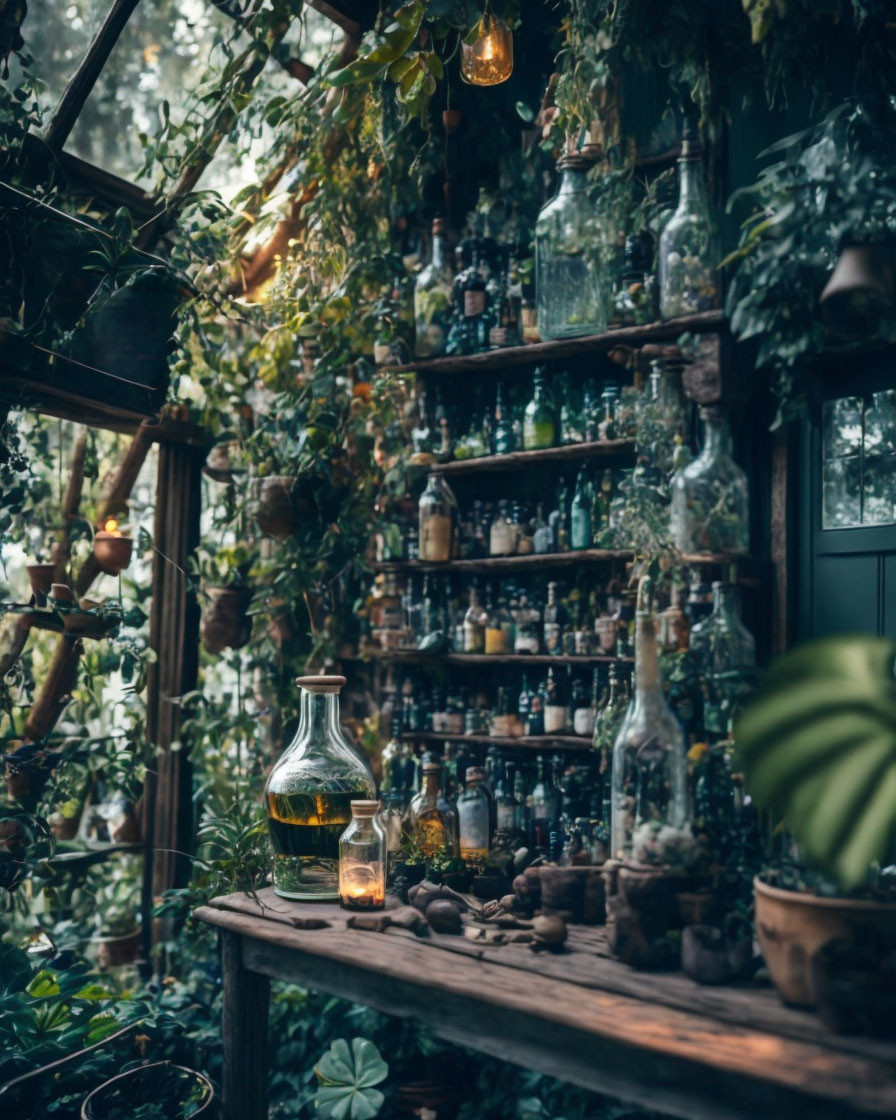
[104,518,120,535]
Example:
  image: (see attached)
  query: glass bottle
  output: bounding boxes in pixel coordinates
[531,755,559,824]
[418,471,458,563]
[513,592,541,655]
[592,665,627,818]
[542,581,564,656]
[658,122,719,319]
[265,675,376,900]
[485,592,515,655]
[572,674,596,738]
[535,152,607,339]
[463,585,488,652]
[489,499,516,556]
[414,218,453,358]
[543,667,569,734]
[689,581,756,674]
[570,467,592,550]
[597,382,619,442]
[523,367,557,450]
[408,758,458,858]
[517,673,534,735]
[670,407,749,555]
[611,580,688,858]
[533,502,553,554]
[338,800,387,911]
[458,766,491,860]
[493,382,513,455]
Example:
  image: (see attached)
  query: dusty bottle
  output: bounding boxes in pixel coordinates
[265,676,376,900]
[457,766,491,860]
[419,472,458,562]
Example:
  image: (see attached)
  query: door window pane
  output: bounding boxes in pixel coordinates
[822,392,896,528]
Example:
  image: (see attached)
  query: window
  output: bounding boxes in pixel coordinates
[822,390,896,528]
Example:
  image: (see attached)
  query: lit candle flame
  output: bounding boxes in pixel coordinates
[103,518,121,536]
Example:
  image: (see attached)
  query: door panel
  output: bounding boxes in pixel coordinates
[812,554,879,636]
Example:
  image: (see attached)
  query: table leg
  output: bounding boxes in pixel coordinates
[221,930,271,1120]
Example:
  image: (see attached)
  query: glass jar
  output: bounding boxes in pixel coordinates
[418,472,458,562]
[523,367,557,450]
[535,153,607,339]
[658,125,719,319]
[414,218,453,358]
[265,676,376,900]
[338,800,387,911]
[457,767,491,860]
[670,407,749,555]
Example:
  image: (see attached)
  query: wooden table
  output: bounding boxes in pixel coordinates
[195,889,896,1120]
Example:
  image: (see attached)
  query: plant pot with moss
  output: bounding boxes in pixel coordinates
[201,587,252,654]
[255,475,300,540]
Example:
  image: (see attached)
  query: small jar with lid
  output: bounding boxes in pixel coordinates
[338,800,387,911]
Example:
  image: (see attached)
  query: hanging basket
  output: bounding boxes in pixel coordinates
[200,587,252,654]
[254,475,300,540]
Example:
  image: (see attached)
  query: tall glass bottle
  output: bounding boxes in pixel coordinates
[493,382,514,455]
[570,468,592,550]
[457,766,491,860]
[463,584,488,652]
[611,580,688,858]
[414,218,453,358]
[408,757,458,857]
[535,152,607,339]
[658,122,719,319]
[592,664,628,822]
[523,367,557,450]
[670,407,749,555]
[265,676,376,900]
[418,471,458,562]
[543,667,569,734]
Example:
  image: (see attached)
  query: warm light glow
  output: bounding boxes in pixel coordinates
[460,12,513,87]
[339,862,386,908]
[103,518,121,536]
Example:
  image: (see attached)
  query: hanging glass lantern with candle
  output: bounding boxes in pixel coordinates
[338,800,387,911]
[535,152,608,340]
[460,8,513,87]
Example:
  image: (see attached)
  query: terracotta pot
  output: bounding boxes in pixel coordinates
[50,582,74,603]
[26,563,56,596]
[94,927,141,969]
[754,876,896,1007]
[81,1061,215,1119]
[201,586,252,654]
[50,810,83,840]
[93,531,133,575]
[255,475,299,540]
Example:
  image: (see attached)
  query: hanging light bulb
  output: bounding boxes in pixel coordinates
[460,8,513,87]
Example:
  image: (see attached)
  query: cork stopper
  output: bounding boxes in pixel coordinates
[350,800,380,816]
[296,675,346,694]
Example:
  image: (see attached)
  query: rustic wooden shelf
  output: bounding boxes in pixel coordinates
[197,890,896,1120]
[437,439,635,476]
[376,548,634,573]
[383,309,725,377]
[356,650,632,668]
[400,730,593,751]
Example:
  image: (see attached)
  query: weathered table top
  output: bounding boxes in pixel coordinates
[195,889,896,1120]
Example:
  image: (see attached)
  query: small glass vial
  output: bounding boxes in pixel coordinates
[458,766,491,860]
[338,800,386,911]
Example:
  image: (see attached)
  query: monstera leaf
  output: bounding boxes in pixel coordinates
[736,635,896,888]
[313,1037,388,1120]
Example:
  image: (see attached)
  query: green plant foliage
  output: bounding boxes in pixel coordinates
[736,635,896,888]
[312,1036,388,1120]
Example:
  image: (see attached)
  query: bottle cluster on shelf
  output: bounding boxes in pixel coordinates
[365,572,637,658]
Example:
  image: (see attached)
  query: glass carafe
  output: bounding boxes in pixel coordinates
[670,407,749,555]
[418,471,458,562]
[265,676,376,900]
[338,800,387,911]
[535,153,607,339]
[611,580,687,858]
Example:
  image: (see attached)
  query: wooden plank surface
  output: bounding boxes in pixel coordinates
[438,439,635,476]
[196,890,896,1120]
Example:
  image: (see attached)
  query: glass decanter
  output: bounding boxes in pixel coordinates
[658,122,719,319]
[414,218,453,358]
[338,800,387,911]
[670,407,749,555]
[418,471,458,562]
[535,152,607,339]
[265,676,376,900]
[611,580,687,858]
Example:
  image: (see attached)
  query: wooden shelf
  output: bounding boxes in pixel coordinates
[400,730,593,751]
[377,549,634,573]
[437,439,635,476]
[356,650,632,668]
[384,310,725,377]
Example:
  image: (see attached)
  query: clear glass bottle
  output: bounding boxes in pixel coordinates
[493,382,514,455]
[689,581,756,675]
[338,800,387,911]
[457,766,491,860]
[542,581,564,656]
[514,593,541,655]
[489,499,516,556]
[570,467,592,550]
[533,502,553,554]
[611,580,688,858]
[408,757,458,858]
[463,585,488,652]
[531,754,559,823]
[543,667,569,734]
[523,367,557,450]
[658,122,719,319]
[670,407,749,555]
[535,152,607,339]
[265,675,376,900]
[414,218,453,358]
[418,471,458,562]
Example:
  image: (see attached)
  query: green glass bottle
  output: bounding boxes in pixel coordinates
[523,367,557,450]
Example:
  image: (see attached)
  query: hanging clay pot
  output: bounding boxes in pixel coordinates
[201,586,252,654]
[26,563,56,597]
[442,108,462,134]
[255,475,299,540]
[93,520,133,575]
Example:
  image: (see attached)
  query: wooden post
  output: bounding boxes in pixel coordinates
[221,930,270,1120]
[143,438,203,899]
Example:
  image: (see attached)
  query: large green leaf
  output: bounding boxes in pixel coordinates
[735,635,896,887]
[313,1037,388,1120]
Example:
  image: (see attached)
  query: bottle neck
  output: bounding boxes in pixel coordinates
[702,415,732,459]
[431,232,445,270]
[677,156,707,209]
[713,584,742,621]
[299,689,342,743]
[423,772,441,797]
[633,611,661,696]
[557,167,586,196]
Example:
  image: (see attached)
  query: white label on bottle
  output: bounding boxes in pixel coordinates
[574,707,595,737]
[496,803,515,830]
[464,290,486,317]
[544,704,569,734]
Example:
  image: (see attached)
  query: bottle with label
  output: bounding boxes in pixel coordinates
[533,503,553,554]
[418,472,458,563]
[611,578,688,857]
[517,673,534,735]
[485,592,515,655]
[493,762,521,848]
[570,468,592,550]
[513,503,533,555]
[523,367,557,450]
[528,673,545,736]
[489,499,516,556]
[493,382,514,455]
[542,581,564,655]
[463,585,488,652]
[572,674,595,737]
[409,757,459,857]
[514,592,541,655]
[410,392,435,462]
[543,667,569,734]
[458,766,491,860]
[265,676,376,900]
[531,754,559,828]
[552,475,570,552]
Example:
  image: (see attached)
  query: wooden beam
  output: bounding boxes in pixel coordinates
[221,931,270,1120]
[52,426,87,584]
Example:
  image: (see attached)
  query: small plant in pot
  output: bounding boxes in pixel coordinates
[737,635,896,1031]
[196,544,255,655]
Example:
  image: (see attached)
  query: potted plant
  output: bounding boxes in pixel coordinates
[197,544,255,655]
[80,1061,215,1119]
[736,635,896,1020]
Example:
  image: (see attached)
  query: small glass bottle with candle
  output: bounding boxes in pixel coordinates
[338,800,387,911]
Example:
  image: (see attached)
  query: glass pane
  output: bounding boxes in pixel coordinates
[864,390,896,457]
[822,455,862,528]
[822,396,863,461]
[862,453,896,525]
[7,0,112,117]
[64,0,248,185]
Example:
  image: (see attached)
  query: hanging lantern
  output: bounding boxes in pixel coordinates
[460,10,513,87]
